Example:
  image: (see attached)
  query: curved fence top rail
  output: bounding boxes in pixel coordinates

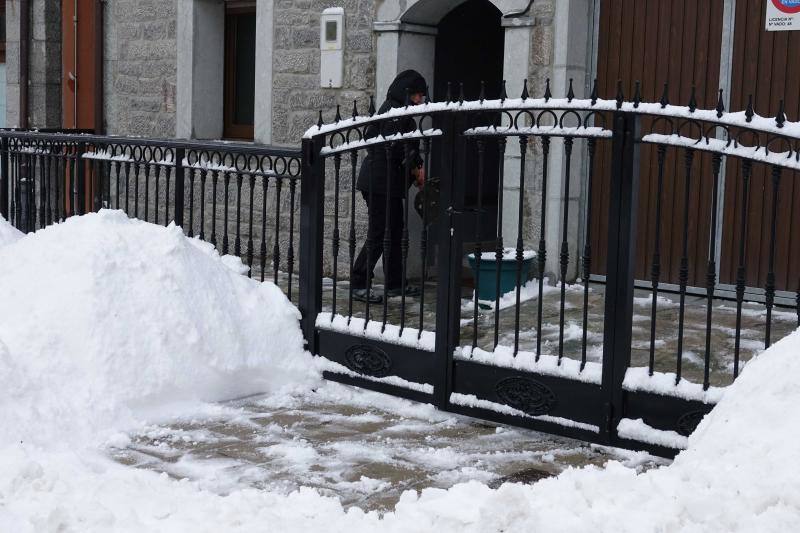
[305,96,800,146]
[0,130,302,158]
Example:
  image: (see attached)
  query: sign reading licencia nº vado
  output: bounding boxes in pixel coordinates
[766,0,800,31]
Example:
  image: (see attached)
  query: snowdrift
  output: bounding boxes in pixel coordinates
[0,211,798,532]
[0,214,23,247]
[0,210,316,447]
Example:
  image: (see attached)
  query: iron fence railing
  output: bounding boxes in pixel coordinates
[0,132,302,300]
[301,79,800,456]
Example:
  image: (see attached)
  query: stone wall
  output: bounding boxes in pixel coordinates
[103,0,177,136]
[5,0,62,128]
[271,0,377,145]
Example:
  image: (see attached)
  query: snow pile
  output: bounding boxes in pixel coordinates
[0,210,316,447]
[0,214,23,247]
[1,210,799,532]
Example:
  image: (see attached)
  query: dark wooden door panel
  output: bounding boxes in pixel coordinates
[592,0,724,286]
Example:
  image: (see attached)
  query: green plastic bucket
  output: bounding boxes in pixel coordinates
[467,249,536,302]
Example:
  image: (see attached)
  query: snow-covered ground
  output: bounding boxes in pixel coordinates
[1,211,799,532]
[0,214,22,247]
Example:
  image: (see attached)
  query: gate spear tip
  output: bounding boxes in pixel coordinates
[317,110,324,128]
[368,95,376,116]
[352,99,359,120]
[479,80,486,104]
[567,78,575,103]
[776,99,786,129]
[745,94,754,123]
[660,82,670,109]
[334,105,342,123]
[633,81,641,108]
[458,82,465,105]
[543,78,551,102]
[500,80,508,103]
[590,79,598,106]
[521,79,529,101]
[716,89,725,118]
[688,84,697,113]
[615,80,624,109]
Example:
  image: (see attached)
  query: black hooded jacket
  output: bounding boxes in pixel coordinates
[356,70,427,198]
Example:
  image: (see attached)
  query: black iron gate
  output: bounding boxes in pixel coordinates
[298,83,800,458]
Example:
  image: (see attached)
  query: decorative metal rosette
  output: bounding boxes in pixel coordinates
[495,377,557,416]
[344,344,392,378]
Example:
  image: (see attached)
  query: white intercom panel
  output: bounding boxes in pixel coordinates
[320,7,345,88]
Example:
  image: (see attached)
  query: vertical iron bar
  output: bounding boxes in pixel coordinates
[133,161,140,219]
[675,148,695,385]
[348,150,358,322]
[0,137,8,221]
[272,177,283,284]
[210,171,219,247]
[493,137,507,349]
[535,136,550,360]
[76,142,86,216]
[235,173,243,257]
[472,139,485,350]
[199,168,207,240]
[400,141,412,335]
[649,145,666,375]
[144,162,151,222]
[173,148,185,228]
[558,137,574,365]
[332,154,342,319]
[764,165,781,349]
[514,136,530,356]
[163,160,173,226]
[418,138,432,339]
[382,143,393,332]
[260,176,269,282]
[38,153,47,228]
[703,153,722,390]
[734,160,752,379]
[287,176,297,300]
[222,172,230,254]
[247,174,255,276]
[581,138,597,371]
[154,164,162,225]
[365,146,376,328]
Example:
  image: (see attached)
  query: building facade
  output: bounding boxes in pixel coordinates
[4,0,799,288]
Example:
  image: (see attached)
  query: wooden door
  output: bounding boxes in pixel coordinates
[62,0,99,130]
[592,0,725,285]
[720,0,800,292]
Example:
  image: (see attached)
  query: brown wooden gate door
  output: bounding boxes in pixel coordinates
[720,0,800,292]
[592,0,725,286]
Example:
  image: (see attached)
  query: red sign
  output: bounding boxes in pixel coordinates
[772,0,800,15]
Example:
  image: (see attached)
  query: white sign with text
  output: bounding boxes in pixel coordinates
[766,0,800,31]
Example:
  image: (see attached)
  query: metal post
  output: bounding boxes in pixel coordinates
[0,137,8,219]
[600,111,640,443]
[75,142,86,215]
[174,147,185,227]
[433,113,467,410]
[299,137,325,355]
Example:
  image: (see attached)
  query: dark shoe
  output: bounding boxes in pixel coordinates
[386,285,422,298]
[352,288,383,304]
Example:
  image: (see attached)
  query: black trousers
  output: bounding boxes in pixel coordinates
[351,192,404,290]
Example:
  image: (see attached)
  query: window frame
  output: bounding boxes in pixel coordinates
[223,3,256,140]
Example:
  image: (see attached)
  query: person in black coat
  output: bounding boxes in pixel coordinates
[351,70,427,303]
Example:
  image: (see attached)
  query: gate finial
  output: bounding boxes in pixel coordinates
[352,99,359,120]
[479,80,486,104]
[458,82,465,105]
[688,85,697,113]
[369,95,376,116]
[660,82,670,108]
[590,79,598,106]
[745,94,754,123]
[776,99,786,129]
[567,78,575,103]
[500,80,508,103]
[716,89,725,118]
[446,82,453,104]
[633,81,641,108]
[615,80,624,109]
[334,105,342,123]
[521,79,529,101]
[543,78,551,102]
[317,110,324,128]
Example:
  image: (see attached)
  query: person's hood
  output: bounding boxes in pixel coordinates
[386,70,427,108]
